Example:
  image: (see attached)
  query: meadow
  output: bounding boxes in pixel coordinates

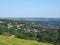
[0,35,53,45]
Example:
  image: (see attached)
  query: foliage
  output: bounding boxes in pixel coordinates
[0,19,59,44]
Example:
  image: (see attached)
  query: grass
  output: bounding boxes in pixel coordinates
[0,35,53,45]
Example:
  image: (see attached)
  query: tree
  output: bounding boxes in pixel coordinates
[55,29,60,45]
[0,25,7,34]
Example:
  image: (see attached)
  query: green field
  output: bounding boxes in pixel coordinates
[0,35,53,45]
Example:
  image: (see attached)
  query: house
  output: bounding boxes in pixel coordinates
[7,23,14,29]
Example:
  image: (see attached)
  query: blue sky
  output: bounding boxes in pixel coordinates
[0,0,60,18]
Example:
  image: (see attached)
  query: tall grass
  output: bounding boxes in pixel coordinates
[0,35,53,45]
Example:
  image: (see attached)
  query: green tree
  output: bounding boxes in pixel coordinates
[55,29,60,45]
[0,25,6,34]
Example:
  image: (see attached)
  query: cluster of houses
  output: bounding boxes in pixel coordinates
[0,20,59,37]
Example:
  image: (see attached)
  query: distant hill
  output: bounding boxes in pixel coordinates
[1,18,60,21]
[0,35,53,45]
[1,18,60,26]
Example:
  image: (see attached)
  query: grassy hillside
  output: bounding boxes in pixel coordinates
[0,35,53,45]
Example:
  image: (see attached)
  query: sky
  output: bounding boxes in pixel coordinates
[0,0,60,18]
